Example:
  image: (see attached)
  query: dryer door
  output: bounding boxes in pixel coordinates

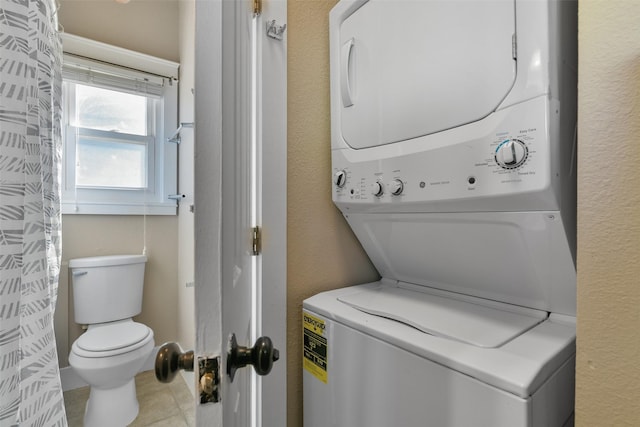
[335,0,517,150]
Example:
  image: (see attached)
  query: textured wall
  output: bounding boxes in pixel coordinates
[57,0,180,366]
[287,2,380,426]
[576,1,640,425]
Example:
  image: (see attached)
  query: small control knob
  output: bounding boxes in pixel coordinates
[495,139,528,169]
[389,179,404,196]
[334,170,347,188]
[371,181,384,197]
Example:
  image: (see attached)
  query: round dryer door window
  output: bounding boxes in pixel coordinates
[336,0,517,149]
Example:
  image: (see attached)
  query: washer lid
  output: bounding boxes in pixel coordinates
[77,322,151,352]
[338,284,547,348]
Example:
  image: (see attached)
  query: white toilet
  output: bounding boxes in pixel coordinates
[68,255,154,427]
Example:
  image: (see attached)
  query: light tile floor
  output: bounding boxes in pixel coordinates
[63,370,195,427]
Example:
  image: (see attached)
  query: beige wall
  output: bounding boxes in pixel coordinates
[287,2,380,426]
[60,216,178,364]
[57,1,180,366]
[58,0,179,62]
[576,1,640,425]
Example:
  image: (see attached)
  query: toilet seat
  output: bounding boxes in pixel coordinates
[73,321,153,358]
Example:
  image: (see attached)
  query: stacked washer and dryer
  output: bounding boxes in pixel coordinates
[303,0,577,426]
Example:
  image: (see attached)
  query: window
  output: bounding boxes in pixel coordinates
[61,34,179,215]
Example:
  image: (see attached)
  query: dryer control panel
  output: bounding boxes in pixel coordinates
[332,97,559,213]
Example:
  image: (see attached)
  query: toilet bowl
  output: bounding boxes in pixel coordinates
[69,319,154,427]
[68,255,154,427]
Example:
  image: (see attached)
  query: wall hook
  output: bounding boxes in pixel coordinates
[266,20,286,41]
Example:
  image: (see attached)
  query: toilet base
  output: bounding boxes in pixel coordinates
[84,378,139,427]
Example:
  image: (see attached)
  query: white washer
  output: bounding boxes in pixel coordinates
[304,0,577,426]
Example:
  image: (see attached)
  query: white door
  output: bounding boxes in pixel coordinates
[193,1,287,426]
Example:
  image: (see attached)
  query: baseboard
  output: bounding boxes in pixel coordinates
[61,345,161,392]
[60,366,87,392]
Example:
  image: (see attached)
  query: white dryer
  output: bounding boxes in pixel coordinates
[303,0,577,426]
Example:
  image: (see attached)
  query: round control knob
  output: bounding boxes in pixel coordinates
[389,179,404,196]
[495,139,528,169]
[334,170,347,188]
[371,181,384,197]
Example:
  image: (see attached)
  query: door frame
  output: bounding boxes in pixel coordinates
[193,1,287,426]
[193,1,223,425]
[257,1,287,425]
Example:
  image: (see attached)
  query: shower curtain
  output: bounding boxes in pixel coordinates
[0,0,66,425]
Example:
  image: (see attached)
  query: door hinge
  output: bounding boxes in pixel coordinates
[252,226,262,256]
[253,0,262,17]
[512,33,517,60]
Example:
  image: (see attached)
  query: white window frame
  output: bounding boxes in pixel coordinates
[61,33,179,215]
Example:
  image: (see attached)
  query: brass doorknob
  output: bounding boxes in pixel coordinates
[155,342,194,383]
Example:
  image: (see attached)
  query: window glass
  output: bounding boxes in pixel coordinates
[76,136,147,188]
[60,42,178,215]
[74,84,148,135]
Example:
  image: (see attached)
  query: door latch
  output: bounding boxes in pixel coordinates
[154,343,221,404]
[199,356,221,404]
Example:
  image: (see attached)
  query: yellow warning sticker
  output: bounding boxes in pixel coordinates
[303,312,328,384]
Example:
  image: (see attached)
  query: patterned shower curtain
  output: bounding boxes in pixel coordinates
[0,0,66,425]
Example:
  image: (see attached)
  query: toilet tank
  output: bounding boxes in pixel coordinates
[69,255,147,325]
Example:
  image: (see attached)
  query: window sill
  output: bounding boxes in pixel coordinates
[61,201,177,216]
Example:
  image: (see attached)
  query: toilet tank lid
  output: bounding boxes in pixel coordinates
[69,254,147,268]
